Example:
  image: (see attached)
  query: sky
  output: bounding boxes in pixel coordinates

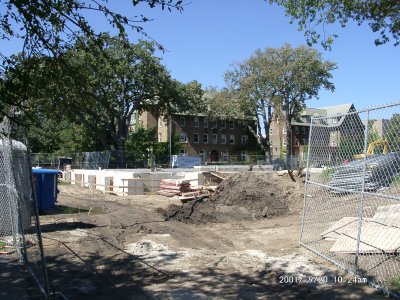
[3,0,400,111]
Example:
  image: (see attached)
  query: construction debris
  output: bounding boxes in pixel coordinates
[328,152,400,193]
[321,204,400,254]
[162,172,304,224]
[156,179,191,197]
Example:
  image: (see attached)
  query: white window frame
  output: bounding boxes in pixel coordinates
[241,135,248,145]
[179,132,187,143]
[203,133,208,144]
[221,120,226,129]
[283,127,287,135]
[282,139,287,147]
[180,149,187,155]
[211,120,217,129]
[220,134,226,144]
[194,133,199,143]
[332,118,338,124]
[194,116,199,128]
[229,134,235,144]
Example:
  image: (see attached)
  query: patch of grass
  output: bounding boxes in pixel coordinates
[0,241,8,251]
[321,167,335,182]
[390,174,400,187]
[388,275,400,295]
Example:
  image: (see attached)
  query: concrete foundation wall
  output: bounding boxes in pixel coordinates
[63,166,276,196]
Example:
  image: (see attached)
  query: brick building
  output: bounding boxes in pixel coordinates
[270,103,363,163]
[131,111,259,163]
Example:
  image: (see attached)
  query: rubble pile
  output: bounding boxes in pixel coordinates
[163,172,304,224]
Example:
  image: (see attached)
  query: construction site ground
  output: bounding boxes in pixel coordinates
[7,174,387,299]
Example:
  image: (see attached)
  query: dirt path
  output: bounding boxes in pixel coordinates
[37,184,385,299]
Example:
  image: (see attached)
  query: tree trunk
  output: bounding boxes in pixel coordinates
[285,100,292,170]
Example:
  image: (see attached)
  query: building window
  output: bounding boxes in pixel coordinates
[331,139,337,147]
[199,150,206,162]
[180,149,187,155]
[203,118,208,128]
[194,116,199,128]
[211,120,217,129]
[222,151,229,162]
[179,132,187,143]
[269,128,273,135]
[179,117,186,127]
[221,134,226,144]
[229,134,235,144]
[203,134,208,144]
[282,139,287,147]
[332,118,338,124]
[295,126,299,134]
[241,135,248,144]
[229,120,235,129]
[221,120,226,129]
[194,133,199,143]
[302,127,306,134]
[240,150,248,161]
[283,127,287,134]
[212,134,217,144]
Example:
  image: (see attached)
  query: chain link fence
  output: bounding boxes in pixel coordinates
[31,151,306,170]
[301,101,400,297]
[0,117,50,297]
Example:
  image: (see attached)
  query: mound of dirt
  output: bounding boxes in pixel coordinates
[163,172,304,224]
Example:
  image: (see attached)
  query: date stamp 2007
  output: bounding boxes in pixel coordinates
[278,275,368,285]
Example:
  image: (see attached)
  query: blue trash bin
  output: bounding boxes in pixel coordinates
[32,169,62,212]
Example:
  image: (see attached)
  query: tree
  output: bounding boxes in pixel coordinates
[269,0,400,49]
[29,118,100,154]
[265,45,335,166]
[387,114,400,152]
[0,1,184,61]
[125,127,181,166]
[0,1,186,121]
[3,35,202,166]
[211,44,335,166]
[223,50,278,161]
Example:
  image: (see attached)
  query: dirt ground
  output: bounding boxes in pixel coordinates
[26,174,387,299]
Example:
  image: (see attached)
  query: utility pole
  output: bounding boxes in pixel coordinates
[169,115,172,167]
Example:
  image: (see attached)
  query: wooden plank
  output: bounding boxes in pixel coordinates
[209,171,227,180]
[156,191,179,197]
[330,222,400,254]
[372,204,400,228]
[321,217,361,241]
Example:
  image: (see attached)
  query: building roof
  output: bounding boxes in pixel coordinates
[292,103,355,127]
[319,103,354,117]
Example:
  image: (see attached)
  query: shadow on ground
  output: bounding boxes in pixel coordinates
[44,236,385,300]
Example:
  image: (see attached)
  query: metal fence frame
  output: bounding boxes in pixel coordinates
[0,118,50,298]
[301,101,400,298]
